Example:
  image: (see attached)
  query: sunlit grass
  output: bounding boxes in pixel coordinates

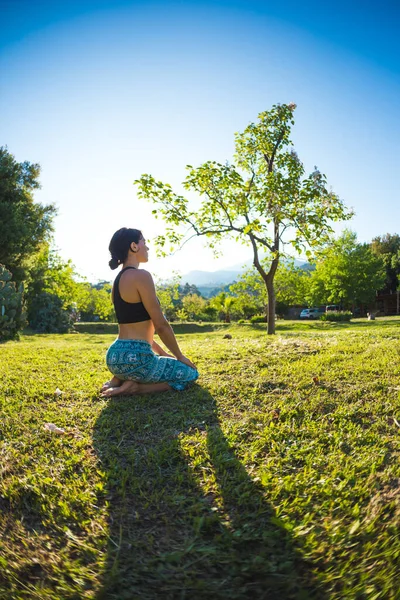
[1,318,400,599]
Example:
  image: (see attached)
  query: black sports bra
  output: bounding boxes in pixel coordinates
[113,267,151,324]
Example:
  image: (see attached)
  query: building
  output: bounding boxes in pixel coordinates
[376,290,400,316]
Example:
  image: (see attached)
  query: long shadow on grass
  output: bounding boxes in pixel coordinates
[93,387,324,600]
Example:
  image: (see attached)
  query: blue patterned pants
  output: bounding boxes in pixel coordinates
[106,339,199,391]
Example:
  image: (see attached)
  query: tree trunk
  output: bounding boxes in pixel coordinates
[266,277,276,334]
[252,259,278,335]
[248,227,279,335]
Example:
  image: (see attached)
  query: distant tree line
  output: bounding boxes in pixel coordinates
[155,229,398,322]
[1,145,399,340]
[0,147,116,339]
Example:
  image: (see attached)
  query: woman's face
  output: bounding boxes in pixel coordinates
[132,236,149,262]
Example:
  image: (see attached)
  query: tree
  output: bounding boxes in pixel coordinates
[24,245,81,330]
[155,274,181,321]
[25,244,79,310]
[307,230,386,310]
[135,103,353,334]
[75,281,115,322]
[182,293,207,320]
[0,264,26,341]
[370,233,400,293]
[210,292,236,323]
[230,259,311,319]
[229,268,267,318]
[272,261,311,306]
[28,292,74,333]
[180,282,202,297]
[24,245,115,324]
[0,147,56,282]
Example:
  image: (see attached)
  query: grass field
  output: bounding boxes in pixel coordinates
[1,319,400,599]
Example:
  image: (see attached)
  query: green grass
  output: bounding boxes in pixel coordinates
[1,319,400,599]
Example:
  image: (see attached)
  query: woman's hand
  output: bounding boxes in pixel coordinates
[176,354,197,370]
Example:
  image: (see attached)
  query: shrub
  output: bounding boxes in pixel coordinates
[176,308,188,322]
[202,305,218,320]
[320,310,352,322]
[275,301,289,317]
[0,264,26,341]
[28,292,75,333]
[250,314,267,323]
[196,312,216,322]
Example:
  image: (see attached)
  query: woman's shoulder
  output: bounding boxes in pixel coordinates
[120,268,153,283]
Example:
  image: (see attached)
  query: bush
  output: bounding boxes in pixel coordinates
[275,301,289,317]
[250,314,267,323]
[196,312,216,322]
[176,308,188,322]
[202,305,218,320]
[0,264,26,341]
[320,310,352,322]
[28,292,75,333]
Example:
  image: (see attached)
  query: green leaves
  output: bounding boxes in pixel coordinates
[306,230,386,308]
[0,147,56,283]
[371,234,400,294]
[134,103,353,333]
[134,104,352,260]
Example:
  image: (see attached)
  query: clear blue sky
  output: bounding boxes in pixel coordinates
[1,0,399,282]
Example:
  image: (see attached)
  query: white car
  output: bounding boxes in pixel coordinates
[299,308,320,320]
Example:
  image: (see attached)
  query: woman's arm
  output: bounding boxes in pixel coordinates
[135,271,196,368]
[152,340,174,358]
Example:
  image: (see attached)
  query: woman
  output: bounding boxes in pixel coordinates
[101,227,199,397]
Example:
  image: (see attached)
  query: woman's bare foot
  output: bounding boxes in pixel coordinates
[101,380,139,397]
[101,376,122,392]
[101,381,172,397]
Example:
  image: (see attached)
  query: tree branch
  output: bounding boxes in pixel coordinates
[242,195,274,254]
[245,172,255,199]
[190,225,240,238]
[249,233,268,283]
[269,131,286,172]
[292,217,312,246]
[169,225,240,256]
[263,130,286,173]
[205,187,236,230]
[279,222,289,243]
[249,231,274,253]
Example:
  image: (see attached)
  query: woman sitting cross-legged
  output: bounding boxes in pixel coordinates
[101,227,199,397]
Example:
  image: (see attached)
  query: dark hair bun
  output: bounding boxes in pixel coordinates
[108,227,143,269]
[109,256,120,270]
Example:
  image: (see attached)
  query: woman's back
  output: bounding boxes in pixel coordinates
[112,268,155,342]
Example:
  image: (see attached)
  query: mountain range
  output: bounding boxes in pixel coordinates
[180,258,310,296]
